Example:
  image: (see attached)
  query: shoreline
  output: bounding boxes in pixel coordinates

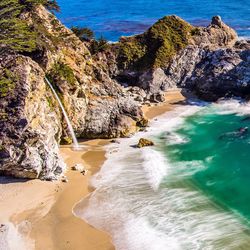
[0,89,185,250]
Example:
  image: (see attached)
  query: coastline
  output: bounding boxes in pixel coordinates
[0,89,185,250]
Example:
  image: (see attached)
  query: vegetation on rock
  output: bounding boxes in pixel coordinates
[0,0,59,53]
[89,36,109,54]
[47,62,76,87]
[0,69,17,97]
[71,26,94,41]
[117,15,195,70]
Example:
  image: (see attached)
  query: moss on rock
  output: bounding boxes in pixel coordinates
[117,15,193,70]
[0,69,17,97]
[47,62,76,86]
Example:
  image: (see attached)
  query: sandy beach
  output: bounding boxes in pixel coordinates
[0,89,185,250]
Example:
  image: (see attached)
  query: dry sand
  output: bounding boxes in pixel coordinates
[0,89,185,250]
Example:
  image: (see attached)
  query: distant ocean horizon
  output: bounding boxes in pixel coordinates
[56,0,250,41]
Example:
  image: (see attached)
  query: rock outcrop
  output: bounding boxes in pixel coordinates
[137,138,155,148]
[185,40,250,101]
[0,53,65,179]
[0,5,146,179]
[0,2,249,180]
[110,15,238,98]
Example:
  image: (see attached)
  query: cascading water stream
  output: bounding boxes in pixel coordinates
[45,77,80,150]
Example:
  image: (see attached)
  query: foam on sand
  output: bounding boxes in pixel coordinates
[74,101,250,250]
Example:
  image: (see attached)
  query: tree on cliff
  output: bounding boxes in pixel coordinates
[20,0,60,12]
[0,0,37,52]
[71,26,94,41]
[0,0,60,52]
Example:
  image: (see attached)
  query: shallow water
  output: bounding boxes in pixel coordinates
[74,101,250,250]
[56,0,250,40]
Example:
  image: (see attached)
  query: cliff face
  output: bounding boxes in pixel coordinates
[23,5,146,139]
[185,40,250,101]
[0,53,65,179]
[110,15,238,97]
[0,4,248,179]
[0,5,145,179]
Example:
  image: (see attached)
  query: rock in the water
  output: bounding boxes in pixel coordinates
[137,138,154,148]
[110,139,120,144]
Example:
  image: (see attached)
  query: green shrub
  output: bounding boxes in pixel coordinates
[117,15,193,70]
[71,26,94,41]
[0,69,17,98]
[47,62,76,86]
[90,36,109,54]
[0,0,60,53]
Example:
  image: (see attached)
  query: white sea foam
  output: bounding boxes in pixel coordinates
[74,101,250,250]
[210,99,250,116]
[141,148,169,191]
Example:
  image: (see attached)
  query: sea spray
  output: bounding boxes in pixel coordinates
[45,77,79,149]
[74,101,250,249]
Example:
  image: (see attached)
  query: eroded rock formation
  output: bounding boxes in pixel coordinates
[0,4,249,179]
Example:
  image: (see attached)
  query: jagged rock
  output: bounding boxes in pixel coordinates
[112,16,238,95]
[137,138,155,148]
[0,54,65,179]
[149,92,166,103]
[185,40,250,101]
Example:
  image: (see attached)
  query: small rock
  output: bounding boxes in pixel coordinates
[110,139,120,144]
[137,138,154,148]
[72,163,85,172]
[81,169,88,176]
[61,176,68,183]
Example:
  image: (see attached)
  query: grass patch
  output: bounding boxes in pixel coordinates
[47,62,76,86]
[117,15,194,70]
[0,69,17,98]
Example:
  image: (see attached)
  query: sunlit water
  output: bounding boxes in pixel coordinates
[74,100,250,250]
[56,0,250,40]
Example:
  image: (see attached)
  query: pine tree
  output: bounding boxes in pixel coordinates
[0,0,60,53]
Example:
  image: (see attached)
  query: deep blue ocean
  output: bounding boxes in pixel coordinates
[56,0,250,41]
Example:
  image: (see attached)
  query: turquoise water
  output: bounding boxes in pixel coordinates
[163,105,250,224]
[56,0,250,40]
[75,103,250,249]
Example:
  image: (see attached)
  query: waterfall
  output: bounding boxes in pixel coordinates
[45,77,80,150]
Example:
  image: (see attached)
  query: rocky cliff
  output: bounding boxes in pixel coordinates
[0,52,65,179]
[0,3,249,179]
[107,16,241,98]
[0,5,146,179]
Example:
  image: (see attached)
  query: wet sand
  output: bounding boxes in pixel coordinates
[142,89,185,119]
[0,89,185,250]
